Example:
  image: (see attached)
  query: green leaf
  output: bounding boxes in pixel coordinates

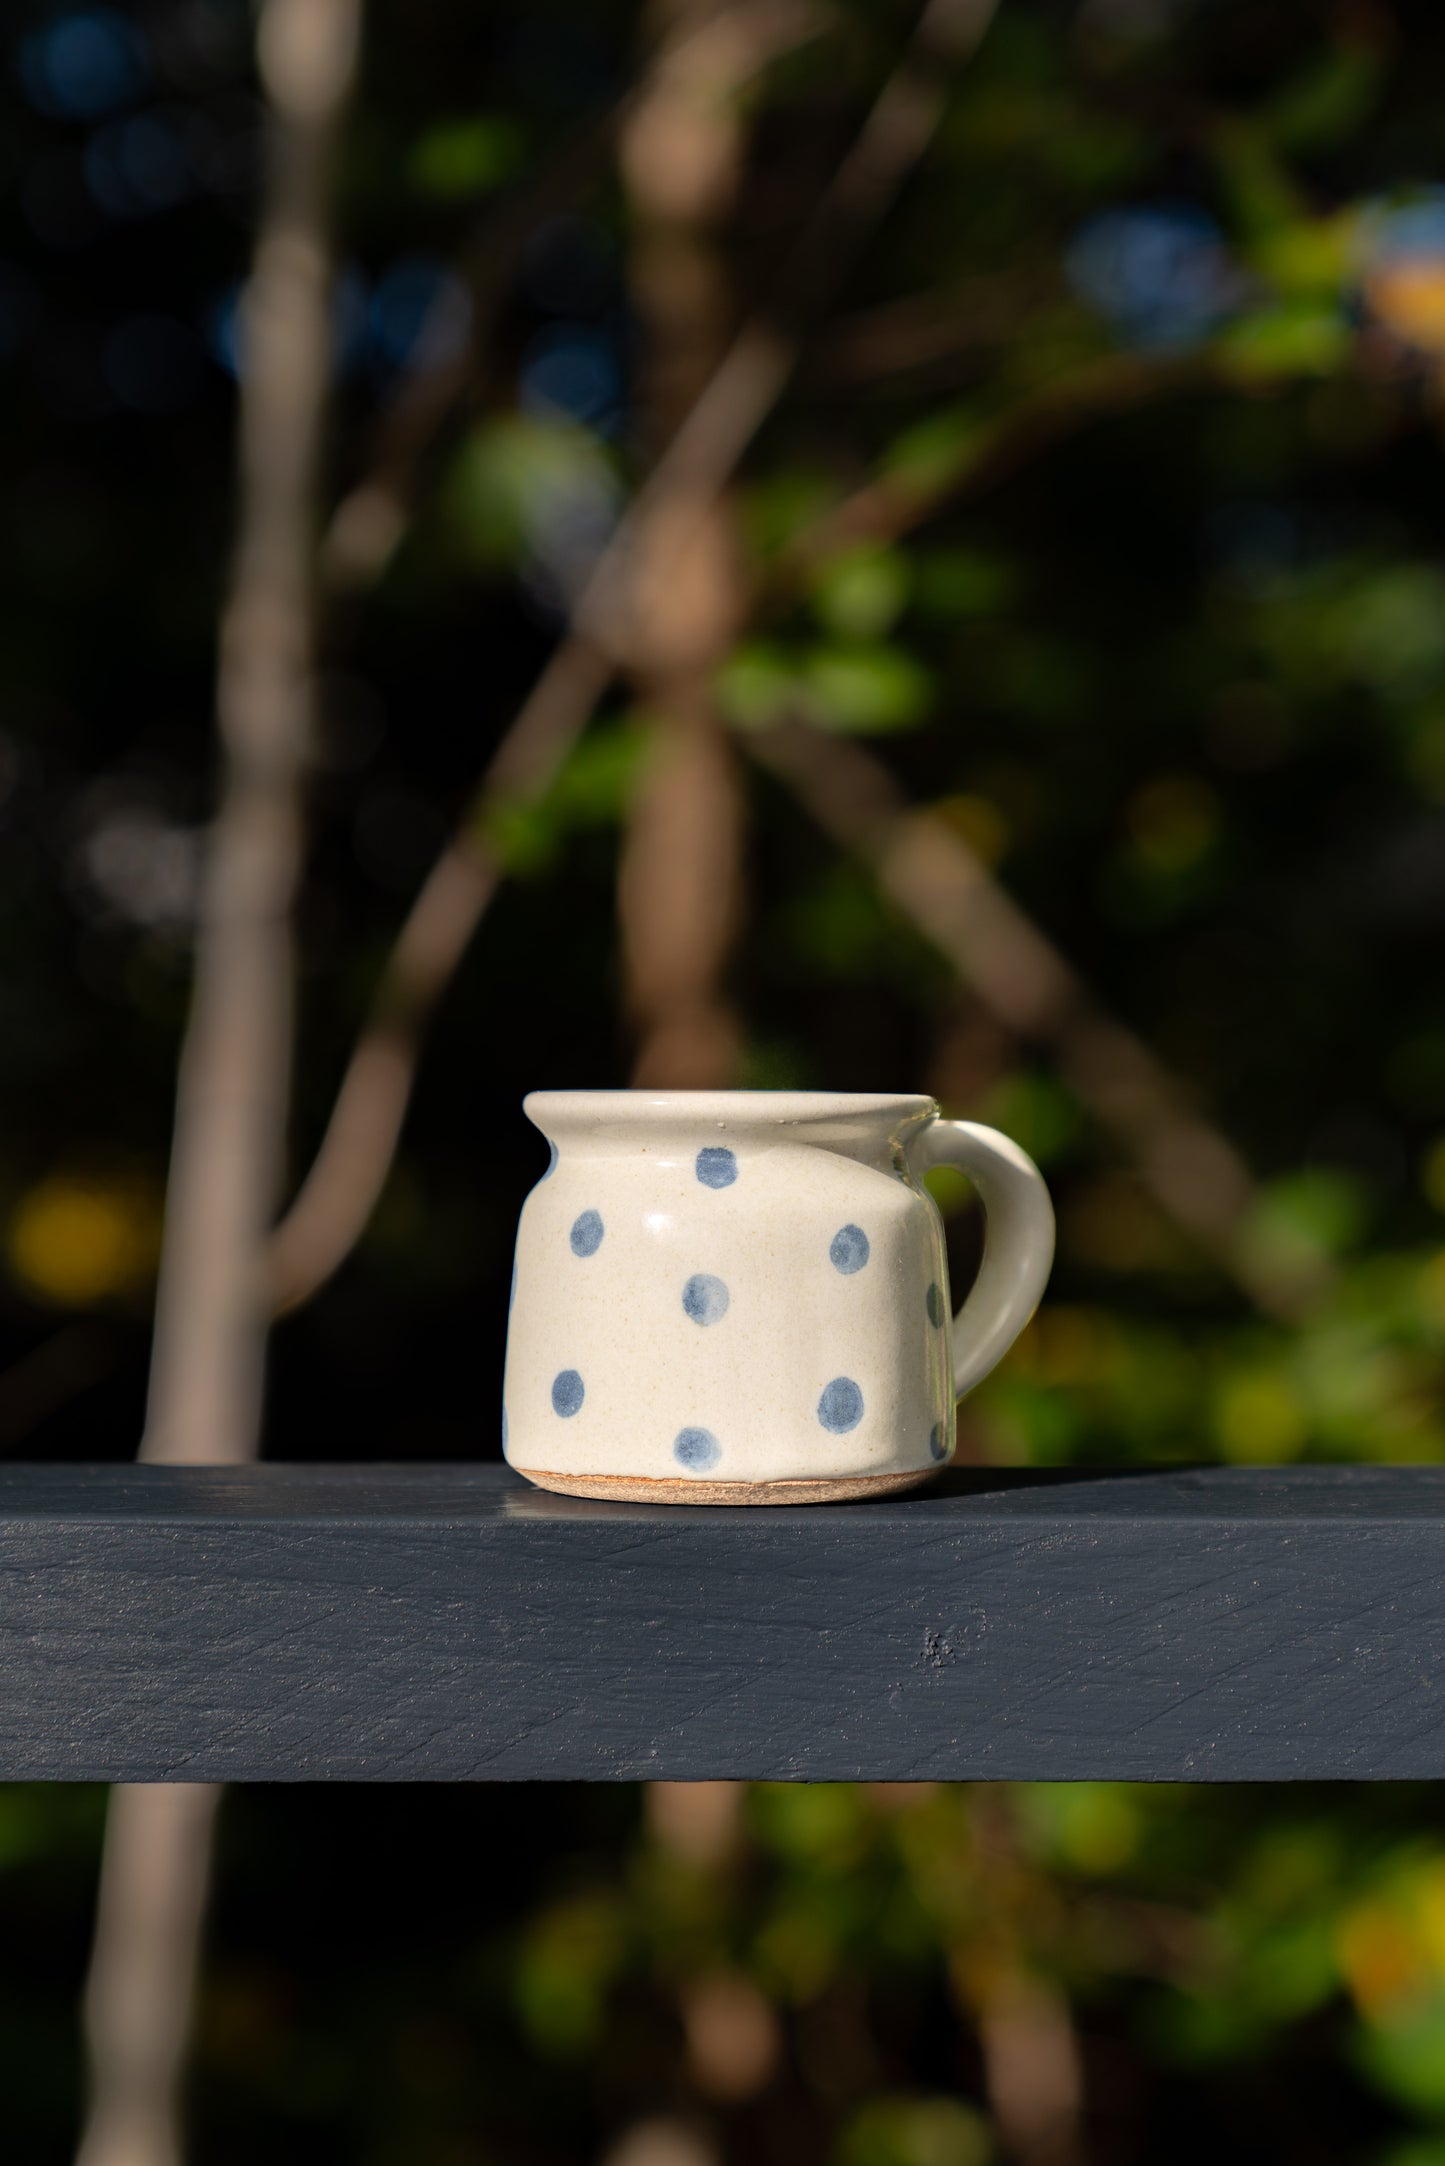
[739,469,835,558]
[1344,567,1445,694]
[715,643,801,732]
[782,865,906,982]
[837,2096,994,2166]
[479,722,644,873]
[1264,39,1388,153]
[1247,212,1357,302]
[1209,117,1309,236]
[445,415,617,569]
[1237,1171,1369,1299]
[1239,1919,1340,2023]
[881,406,985,498]
[1015,1783,1142,1874]
[1358,1989,1445,2116]
[750,1783,869,1869]
[513,1895,625,2057]
[923,1165,975,1220]
[479,798,556,877]
[720,639,932,736]
[914,548,1017,620]
[1215,1368,1307,1464]
[409,115,525,199]
[547,720,646,824]
[810,547,911,640]
[1217,302,1351,383]
[803,643,932,735]
[975,1072,1082,1167]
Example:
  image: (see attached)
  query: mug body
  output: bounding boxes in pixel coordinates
[503,1090,955,1503]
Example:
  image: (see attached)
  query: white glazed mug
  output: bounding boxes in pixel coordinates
[503,1091,1055,1504]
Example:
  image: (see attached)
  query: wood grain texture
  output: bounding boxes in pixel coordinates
[5,1462,1445,1781]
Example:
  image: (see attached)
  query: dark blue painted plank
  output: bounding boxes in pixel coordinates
[0,1463,1440,1780]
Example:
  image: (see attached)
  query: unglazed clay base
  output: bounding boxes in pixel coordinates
[514,1465,941,1506]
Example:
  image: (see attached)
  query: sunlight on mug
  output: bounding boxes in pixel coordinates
[503,1091,1054,1504]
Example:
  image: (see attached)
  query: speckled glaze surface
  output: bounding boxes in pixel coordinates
[503,1091,1054,1504]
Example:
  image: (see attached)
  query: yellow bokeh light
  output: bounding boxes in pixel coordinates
[7,1175,160,1308]
[1413,1863,1445,1973]
[1337,1902,1421,2018]
[1215,1371,1306,1464]
[1365,263,1445,357]
[1336,1864,1445,2021]
[1032,1305,1116,1387]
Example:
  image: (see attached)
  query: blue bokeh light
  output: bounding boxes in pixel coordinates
[1363,190,1445,267]
[368,257,471,376]
[519,323,621,430]
[1067,203,1239,348]
[83,111,192,218]
[20,9,149,120]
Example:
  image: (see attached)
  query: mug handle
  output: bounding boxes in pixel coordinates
[907,1120,1056,1399]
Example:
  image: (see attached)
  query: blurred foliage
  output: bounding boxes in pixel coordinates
[10,0,1445,2158]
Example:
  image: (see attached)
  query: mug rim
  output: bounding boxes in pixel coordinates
[524,1088,937,1128]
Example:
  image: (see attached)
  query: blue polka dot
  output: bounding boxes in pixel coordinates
[818,1377,864,1433]
[926,1281,945,1329]
[830,1224,870,1275]
[682,1273,730,1326]
[696,1146,738,1189]
[674,1426,721,1471]
[570,1209,604,1257]
[929,1422,948,1463]
[551,1369,584,1417]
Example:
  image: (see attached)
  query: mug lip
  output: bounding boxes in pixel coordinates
[525,1089,938,1129]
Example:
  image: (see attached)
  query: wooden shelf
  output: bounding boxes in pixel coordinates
[2,1462,1442,1782]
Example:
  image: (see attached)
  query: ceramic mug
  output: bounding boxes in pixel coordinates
[503,1090,1054,1504]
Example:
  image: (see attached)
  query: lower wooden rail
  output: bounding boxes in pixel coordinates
[1,1462,1441,1781]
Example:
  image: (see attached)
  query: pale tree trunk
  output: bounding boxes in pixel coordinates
[74,4,360,2163]
[615,0,787,1952]
[74,1786,224,2166]
[616,0,758,1089]
[950,1795,1090,2166]
[142,0,359,1467]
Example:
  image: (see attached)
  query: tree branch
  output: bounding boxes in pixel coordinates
[788,348,1223,575]
[745,719,1313,1317]
[267,0,1000,1310]
[268,644,609,1311]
